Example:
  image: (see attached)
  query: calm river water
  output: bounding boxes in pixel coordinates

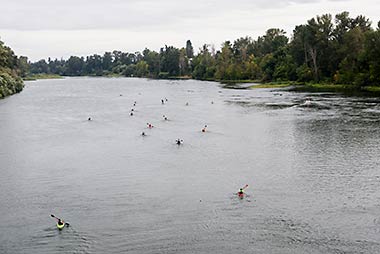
[1,78,380,253]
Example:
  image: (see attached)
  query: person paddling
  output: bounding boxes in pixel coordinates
[57,219,64,226]
[237,184,248,197]
[51,214,69,230]
[202,125,207,132]
[176,139,183,145]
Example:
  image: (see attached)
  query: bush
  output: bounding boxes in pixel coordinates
[0,71,24,98]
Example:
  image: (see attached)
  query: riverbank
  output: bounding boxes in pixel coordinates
[24,74,63,81]
[291,83,380,96]
[20,74,380,96]
[0,71,24,99]
[248,81,380,96]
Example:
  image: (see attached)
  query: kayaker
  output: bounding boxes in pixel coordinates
[202,125,207,132]
[176,139,183,145]
[141,132,146,136]
[163,115,168,121]
[237,184,248,197]
[57,219,64,226]
[51,214,69,230]
[161,99,164,104]
[88,117,92,121]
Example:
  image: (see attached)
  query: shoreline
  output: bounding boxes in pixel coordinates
[22,74,380,96]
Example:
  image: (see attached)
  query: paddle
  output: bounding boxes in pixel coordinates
[237,184,248,196]
[51,214,70,226]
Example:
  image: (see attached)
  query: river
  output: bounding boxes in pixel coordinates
[1,77,380,253]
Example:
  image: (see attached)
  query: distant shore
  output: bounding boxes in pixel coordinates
[24,74,64,81]
[249,81,380,96]
[22,74,380,96]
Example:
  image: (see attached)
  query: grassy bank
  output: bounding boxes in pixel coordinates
[24,74,63,81]
[221,79,261,84]
[251,81,300,89]
[249,81,380,95]
[292,83,380,95]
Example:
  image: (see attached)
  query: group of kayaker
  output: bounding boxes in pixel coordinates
[52,183,249,230]
[57,96,251,232]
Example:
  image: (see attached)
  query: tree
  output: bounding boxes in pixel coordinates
[233,37,253,63]
[0,39,24,98]
[179,48,189,76]
[102,52,113,71]
[142,48,160,77]
[135,61,149,77]
[30,59,49,74]
[294,14,334,81]
[335,27,366,85]
[192,44,216,80]
[215,41,233,80]
[160,46,180,76]
[17,56,29,77]
[185,40,194,58]
[84,54,102,75]
[362,29,380,86]
[65,56,84,76]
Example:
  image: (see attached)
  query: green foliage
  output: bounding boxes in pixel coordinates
[160,46,180,76]
[296,64,313,82]
[123,64,136,77]
[363,30,380,85]
[135,61,149,77]
[191,44,215,80]
[186,40,194,58]
[0,39,24,98]
[26,12,380,89]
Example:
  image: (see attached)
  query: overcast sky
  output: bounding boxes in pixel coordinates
[0,0,378,61]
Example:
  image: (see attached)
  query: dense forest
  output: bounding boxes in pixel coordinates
[0,40,26,98]
[30,12,380,88]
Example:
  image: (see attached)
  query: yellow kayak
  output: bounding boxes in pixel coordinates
[56,223,65,230]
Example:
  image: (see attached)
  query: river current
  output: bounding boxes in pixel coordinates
[1,78,380,253]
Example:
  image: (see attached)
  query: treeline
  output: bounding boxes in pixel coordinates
[30,42,194,79]
[30,12,380,87]
[0,39,26,98]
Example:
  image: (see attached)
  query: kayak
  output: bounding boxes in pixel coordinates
[56,223,65,230]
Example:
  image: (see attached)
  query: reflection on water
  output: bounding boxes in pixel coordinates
[1,78,380,253]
